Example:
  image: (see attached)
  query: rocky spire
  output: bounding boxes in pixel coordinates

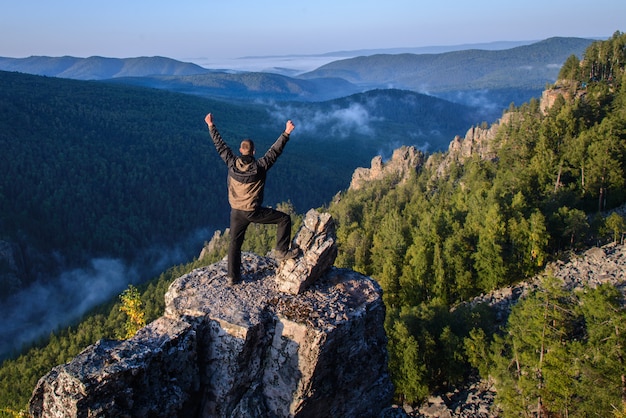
[29,210,394,418]
[349,145,425,190]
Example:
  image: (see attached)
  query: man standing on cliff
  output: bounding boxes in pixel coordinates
[205,113,300,285]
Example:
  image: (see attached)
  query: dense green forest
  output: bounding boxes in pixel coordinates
[0,72,474,300]
[0,73,329,261]
[325,31,626,415]
[0,74,222,257]
[1,32,625,417]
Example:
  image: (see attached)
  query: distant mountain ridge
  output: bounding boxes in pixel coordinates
[0,55,212,80]
[299,37,595,93]
[107,71,360,102]
[239,40,539,59]
[0,40,540,79]
[0,37,594,98]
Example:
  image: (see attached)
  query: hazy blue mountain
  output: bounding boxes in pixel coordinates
[0,55,212,80]
[296,37,595,118]
[0,40,538,80]
[238,40,538,61]
[322,40,539,56]
[106,71,361,102]
[0,37,594,103]
[298,37,594,92]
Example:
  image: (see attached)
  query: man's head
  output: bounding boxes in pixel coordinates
[239,139,255,156]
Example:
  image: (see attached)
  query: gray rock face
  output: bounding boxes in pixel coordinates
[30,317,200,418]
[349,146,425,191]
[29,210,393,418]
[276,210,338,295]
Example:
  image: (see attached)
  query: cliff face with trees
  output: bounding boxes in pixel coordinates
[327,31,626,415]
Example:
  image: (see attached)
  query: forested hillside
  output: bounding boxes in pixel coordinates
[108,71,361,102]
[0,72,229,285]
[301,36,595,120]
[0,55,212,80]
[326,31,626,415]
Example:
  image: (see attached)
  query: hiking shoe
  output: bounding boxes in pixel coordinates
[274,248,300,261]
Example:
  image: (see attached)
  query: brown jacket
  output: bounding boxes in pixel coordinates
[209,125,290,211]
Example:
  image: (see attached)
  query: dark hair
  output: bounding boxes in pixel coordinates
[240,139,255,155]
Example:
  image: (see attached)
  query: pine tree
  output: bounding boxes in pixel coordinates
[472,203,508,292]
[604,212,626,243]
[490,276,577,416]
[387,315,429,404]
[577,285,626,414]
[371,209,407,308]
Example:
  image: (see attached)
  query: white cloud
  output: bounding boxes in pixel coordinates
[268,101,382,138]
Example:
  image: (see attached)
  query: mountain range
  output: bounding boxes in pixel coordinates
[0,55,211,79]
[299,37,593,92]
[0,37,595,121]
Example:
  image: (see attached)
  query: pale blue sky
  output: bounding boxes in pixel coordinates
[1,0,622,63]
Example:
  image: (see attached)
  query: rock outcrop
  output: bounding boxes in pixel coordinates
[539,79,586,114]
[427,80,586,181]
[444,123,500,163]
[350,146,425,190]
[426,115,511,179]
[29,210,394,418]
[465,243,626,328]
[275,211,338,295]
[347,81,586,193]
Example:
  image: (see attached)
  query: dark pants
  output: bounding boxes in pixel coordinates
[228,207,291,280]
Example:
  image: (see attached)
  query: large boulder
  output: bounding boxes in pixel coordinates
[29,210,394,417]
[275,209,338,295]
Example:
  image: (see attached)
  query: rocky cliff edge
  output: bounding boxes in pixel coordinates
[29,209,394,418]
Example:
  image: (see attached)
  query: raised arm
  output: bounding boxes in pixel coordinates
[257,120,296,169]
[205,113,236,167]
[205,113,214,128]
[284,120,295,135]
